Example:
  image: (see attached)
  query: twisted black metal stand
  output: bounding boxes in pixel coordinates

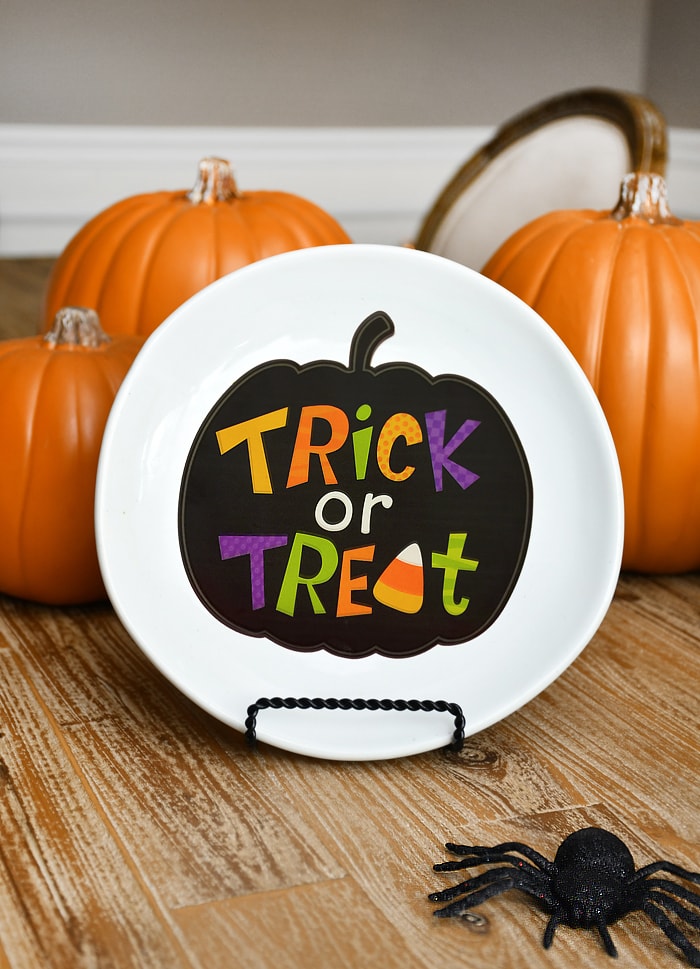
[244,697,466,753]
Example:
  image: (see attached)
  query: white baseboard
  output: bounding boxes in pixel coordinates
[1,123,698,257]
[662,128,700,221]
[0,125,489,256]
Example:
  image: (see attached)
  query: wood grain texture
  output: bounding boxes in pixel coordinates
[0,259,697,968]
[0,648,197,968]
[0,259,53,337]
[175,877,427,969]
[0,599,344,910]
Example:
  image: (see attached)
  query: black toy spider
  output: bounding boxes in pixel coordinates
[429,826,700,965]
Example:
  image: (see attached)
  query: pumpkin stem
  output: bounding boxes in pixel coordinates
[611,172,681,225]
[187,157,239,204]
[44,307,112,349]
[349,311,395,372]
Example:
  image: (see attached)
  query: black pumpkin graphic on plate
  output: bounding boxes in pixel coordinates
[178,311,533,659]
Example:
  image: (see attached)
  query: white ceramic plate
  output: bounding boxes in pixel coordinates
[95,244,623,761]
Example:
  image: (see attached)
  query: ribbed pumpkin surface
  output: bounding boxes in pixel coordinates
[43,158,352,337]
[0,309,143,603]
[483,173,700,573]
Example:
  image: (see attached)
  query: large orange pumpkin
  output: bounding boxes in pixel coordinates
[482,172,700,573]
[42,157,352,337]
[0,308,143,604]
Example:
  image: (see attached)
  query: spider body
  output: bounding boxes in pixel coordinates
[429,826,700,965]
[549,827,636,929]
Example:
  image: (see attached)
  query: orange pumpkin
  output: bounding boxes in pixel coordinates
[0,308,143,604]
[42,157,352,338]
[482,172,700,573]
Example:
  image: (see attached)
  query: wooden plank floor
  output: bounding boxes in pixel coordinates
[0,258,698,968]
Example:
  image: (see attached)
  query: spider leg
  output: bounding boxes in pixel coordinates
[432,873,526,919]
[643,899,700,968]
[646,878,700,916]
[443,841,553,872]
[648,889,700,932]
[429,865,518,902]
[432,866,554,920]
[596,921,619,958]
[632,861,700,886]
[542,914,559,949]
[428,869,556,918]
[435,852,543,875]
[542,910,619,956]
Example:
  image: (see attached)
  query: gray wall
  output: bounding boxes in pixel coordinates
[645,0,700,128]
[1,0,696,128]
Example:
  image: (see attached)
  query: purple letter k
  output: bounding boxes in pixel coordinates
[425,410,480,492]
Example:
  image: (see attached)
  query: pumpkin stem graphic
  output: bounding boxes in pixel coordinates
[349,311,395,373]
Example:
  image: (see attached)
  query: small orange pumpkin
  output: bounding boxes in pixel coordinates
[482,172,700,573]
[0,308,143,604]
[42,157,352,337]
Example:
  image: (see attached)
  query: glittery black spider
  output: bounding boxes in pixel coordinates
[429,827,700,965]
